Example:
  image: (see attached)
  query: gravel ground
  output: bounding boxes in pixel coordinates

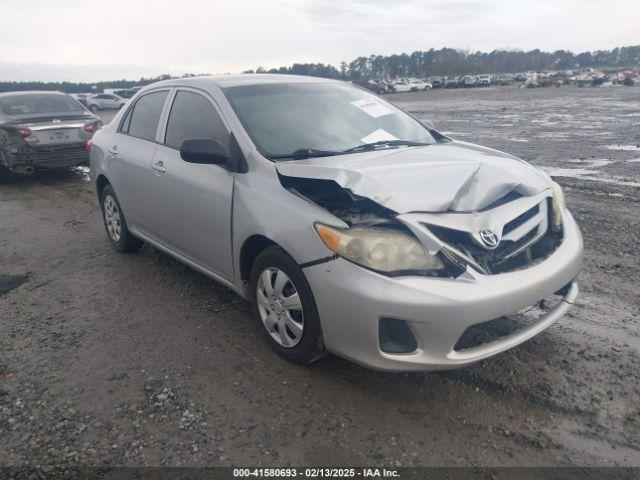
[1,85,639,468]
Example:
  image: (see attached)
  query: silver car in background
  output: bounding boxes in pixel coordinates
[0,91,101,182]
[89,75,582,371]
[86,93,127,113]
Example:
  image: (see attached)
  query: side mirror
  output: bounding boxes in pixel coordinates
[180,138,229,165]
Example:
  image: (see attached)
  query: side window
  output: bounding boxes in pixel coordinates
[126,91,168,142]
[119,105,133,133]
[164,91,228,150]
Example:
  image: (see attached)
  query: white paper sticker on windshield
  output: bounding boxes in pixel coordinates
[360,129,398,144]
[350,99,395,118]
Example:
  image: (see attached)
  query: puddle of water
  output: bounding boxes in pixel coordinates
[543,167,597,177]
[541,166,640,187]
[0,274,29,296]
[74,166,91,182]
[567,159,614,168]
[536,132,571,138]
[602,145,640,151]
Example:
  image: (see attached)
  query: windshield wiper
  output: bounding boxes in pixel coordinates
[267,148,343,160]
[342,139,430,154]
[267,140,430,160]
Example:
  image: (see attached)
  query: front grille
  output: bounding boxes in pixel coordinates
[423,199,562,274]
[503,204,539,235]
[20,144,88,168]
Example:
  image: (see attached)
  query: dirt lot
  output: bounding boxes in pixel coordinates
[1,86,639,468]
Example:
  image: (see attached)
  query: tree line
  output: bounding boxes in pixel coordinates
[0,73,194,94]
[245,45,640,80]
[1,45,638,93]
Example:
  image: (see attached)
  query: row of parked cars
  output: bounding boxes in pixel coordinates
[355,73,523,94]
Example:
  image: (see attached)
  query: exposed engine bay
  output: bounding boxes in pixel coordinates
[280,175,398,227]
[280,174,563,276]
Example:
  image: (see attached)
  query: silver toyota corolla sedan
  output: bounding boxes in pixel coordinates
[89,74,582,371]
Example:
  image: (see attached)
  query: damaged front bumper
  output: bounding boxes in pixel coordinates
[303,211,582,371]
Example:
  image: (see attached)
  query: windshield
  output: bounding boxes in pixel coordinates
[0,93,85,116]
[223,82,435,158]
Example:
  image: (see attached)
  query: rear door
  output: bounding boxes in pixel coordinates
[106,89,169,238]
[146,88,235,279]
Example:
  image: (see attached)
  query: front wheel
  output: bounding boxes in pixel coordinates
[250,246,325,365]
[90,105,99,113]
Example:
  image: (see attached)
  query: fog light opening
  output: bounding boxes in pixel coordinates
[379,318,418,354]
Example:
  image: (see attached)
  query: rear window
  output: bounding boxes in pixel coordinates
[123,91,168,142]
[0,94,84,115]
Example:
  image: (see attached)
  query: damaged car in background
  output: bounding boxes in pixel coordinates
[0,91,100,183]
[89,75,582,371]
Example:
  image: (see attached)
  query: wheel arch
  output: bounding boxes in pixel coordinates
[96,173,110,201]
[239,234,278,287]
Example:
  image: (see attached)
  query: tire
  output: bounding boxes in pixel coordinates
[0,164,10,185]
[90,105,99,113]
[250,246,325,365]
[100,184,143,253]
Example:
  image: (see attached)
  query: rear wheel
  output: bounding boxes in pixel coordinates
[0,165,10,184]
[100,184,142,253]
[250,246,325,364]
[90,105,99,113]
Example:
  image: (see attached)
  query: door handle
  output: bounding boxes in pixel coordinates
[152,161,166,173]
[108,145,119,155]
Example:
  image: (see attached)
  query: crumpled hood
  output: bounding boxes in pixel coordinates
[276,141,551,213]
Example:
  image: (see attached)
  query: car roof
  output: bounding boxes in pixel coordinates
[146,74,343,91]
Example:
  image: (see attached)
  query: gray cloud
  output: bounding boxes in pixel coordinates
[0,0,637,81]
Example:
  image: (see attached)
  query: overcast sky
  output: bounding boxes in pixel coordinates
[1,0,638,82]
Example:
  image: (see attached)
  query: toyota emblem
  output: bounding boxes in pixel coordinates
[479,229,500,249]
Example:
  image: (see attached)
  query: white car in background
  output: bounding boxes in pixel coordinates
[85,94,127,113]
[477,74,492,86]
[393,78,432,92]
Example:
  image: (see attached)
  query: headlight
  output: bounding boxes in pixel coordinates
[314,223,445,274]
[551,181,566,231]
